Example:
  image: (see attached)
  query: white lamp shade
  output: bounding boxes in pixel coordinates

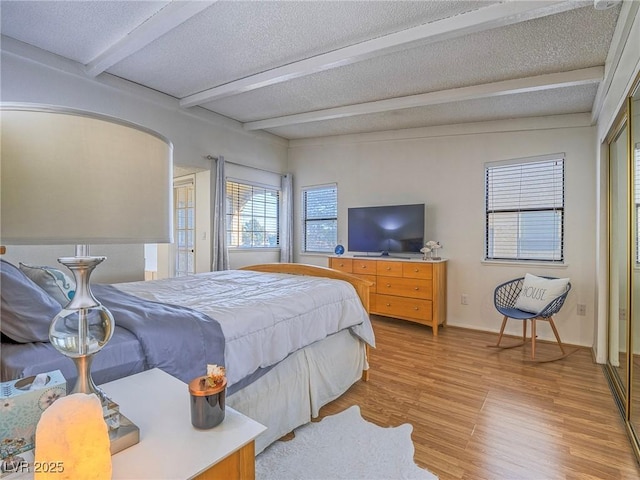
[1,104,173,245]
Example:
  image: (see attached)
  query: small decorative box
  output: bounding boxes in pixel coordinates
[0,370,66,454]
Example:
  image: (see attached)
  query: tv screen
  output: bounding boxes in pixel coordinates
[348,203,425,255]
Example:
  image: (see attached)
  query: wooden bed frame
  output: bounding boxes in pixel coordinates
[240,263,373,381]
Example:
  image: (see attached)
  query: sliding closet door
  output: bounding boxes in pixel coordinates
[628,83,640,442]
[605,73,640,462]
[608,117,630,402]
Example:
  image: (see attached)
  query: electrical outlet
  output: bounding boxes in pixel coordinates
[577,304,586,316]
[461,294,469,305]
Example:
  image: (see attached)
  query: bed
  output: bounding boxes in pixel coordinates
[0,260,374,453]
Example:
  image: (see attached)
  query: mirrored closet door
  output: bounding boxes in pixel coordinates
[607,114,629,402]
[605,72,640,462]
[629,81,640,444]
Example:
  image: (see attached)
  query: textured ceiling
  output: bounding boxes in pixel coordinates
[0,1,170,64]
[0,0,623,140]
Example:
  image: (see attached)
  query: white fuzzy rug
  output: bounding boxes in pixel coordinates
[256,405,438,480]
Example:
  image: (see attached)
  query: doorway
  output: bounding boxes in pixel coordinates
[174,177,196,276]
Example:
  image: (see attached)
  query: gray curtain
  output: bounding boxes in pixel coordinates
[211,155,229,271]
[280,173,293,263]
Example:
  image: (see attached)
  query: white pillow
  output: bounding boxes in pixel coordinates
[514,273,570,314]
[19,263,76,307]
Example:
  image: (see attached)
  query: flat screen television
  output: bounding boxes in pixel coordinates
[347,203,425,256]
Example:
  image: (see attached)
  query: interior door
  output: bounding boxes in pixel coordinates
[174,179,195,277]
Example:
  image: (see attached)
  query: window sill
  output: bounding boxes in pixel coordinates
[481,259,569,269]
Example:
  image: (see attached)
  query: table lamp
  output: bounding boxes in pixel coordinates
[0,103,173,452]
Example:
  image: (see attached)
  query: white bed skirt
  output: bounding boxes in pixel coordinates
[227,329,368,454]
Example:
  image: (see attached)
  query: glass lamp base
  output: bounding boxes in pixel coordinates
[49,254,139,454]
[108,411,140,455]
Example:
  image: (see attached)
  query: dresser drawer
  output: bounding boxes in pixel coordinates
[374,294,433,322]
[330,257,353,273]
[377,276,432,300]
[353,259,377,276]
[376,261,403,277]
[402,262,433,280]
[353,273,377,293]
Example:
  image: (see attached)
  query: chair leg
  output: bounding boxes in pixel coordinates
[547,316,566,355]
[495,315,509,347]
[531,319,536,360]
[488,316,527,350]
[524,316,578,363]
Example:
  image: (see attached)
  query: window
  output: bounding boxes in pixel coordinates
[302,185,337,253]
[485,155,564,262]
[226,180,280,248]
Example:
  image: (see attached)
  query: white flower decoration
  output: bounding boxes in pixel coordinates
[422,241,442,258]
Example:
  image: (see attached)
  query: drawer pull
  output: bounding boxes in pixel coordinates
[414,307,419,311]
[361,265,367,269]
[414,269,419,272]
[386,283,391,287]
[339,263,344,267]
[414,287,419,290]
[386,303,391,307]
[386,266,391,270]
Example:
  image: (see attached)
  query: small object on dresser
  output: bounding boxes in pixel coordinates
[334,244,345,256]
[189,365,227,429]
[421,241,442,260]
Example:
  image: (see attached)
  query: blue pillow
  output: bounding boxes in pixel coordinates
[0,259,61,343]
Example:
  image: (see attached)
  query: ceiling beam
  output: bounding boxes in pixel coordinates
[243,67,604,131]
[180,0,588,108]
[85,1,216,77]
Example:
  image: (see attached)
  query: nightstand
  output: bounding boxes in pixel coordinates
[102,368,266,479]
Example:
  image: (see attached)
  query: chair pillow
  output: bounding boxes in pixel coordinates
[0,259,61,343]
[514,273,570,314]
[19,262,76,306]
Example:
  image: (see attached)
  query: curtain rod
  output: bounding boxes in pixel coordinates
[205,155,284,177]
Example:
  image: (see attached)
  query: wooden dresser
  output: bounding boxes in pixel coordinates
[329,256,447,335]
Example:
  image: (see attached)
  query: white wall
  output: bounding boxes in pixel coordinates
[289,116,597,346]
[1,45,288,280]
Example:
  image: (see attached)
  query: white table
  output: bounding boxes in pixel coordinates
[102,368,266,480]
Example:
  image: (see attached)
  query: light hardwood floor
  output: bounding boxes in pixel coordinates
[318,316,640,480]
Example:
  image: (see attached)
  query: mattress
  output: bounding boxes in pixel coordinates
[113,269,374,387]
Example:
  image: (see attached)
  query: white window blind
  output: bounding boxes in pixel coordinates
[226,180,280,248]
[485,155,565,262]
[302,185,337,253]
